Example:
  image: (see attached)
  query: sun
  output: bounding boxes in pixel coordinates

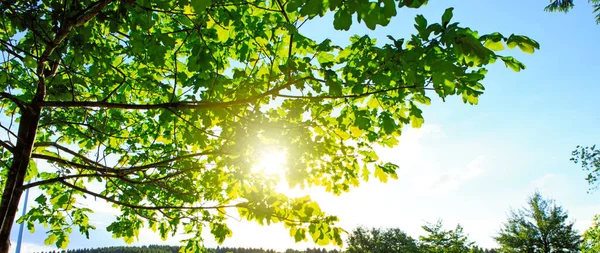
[252,148,314,195]
[253,148,287,176]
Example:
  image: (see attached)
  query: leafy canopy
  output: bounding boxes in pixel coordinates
[0,0,537,251]
[544,0,600,23]
[581,214,600,253]
[495,192,580,253]
[346,223,490,253]
[419,220,475,253]
[346,227,420,253]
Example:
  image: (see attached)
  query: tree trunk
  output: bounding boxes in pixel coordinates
[0,2,109,252]
[0,105,42,253]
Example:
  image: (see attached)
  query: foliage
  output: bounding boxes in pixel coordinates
[581,214,600,253]
[572,145,600,192]
[344,224,498,253]
[35,245,338,253]
[495,191,581,253]
[419,220,475,253]
[0,0,537,251]
[345,226,420,253]
[469,248,498,253]
[544,0,600,23]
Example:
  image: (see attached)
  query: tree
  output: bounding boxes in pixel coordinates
[581,214,600,253]
[495,191,581,253]
[418,220,475,253]
[0,0,537,251]
[572,145,600,192]
[544,0,600,23]
[346,227,420,253]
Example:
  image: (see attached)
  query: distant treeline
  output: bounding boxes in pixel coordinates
[36,245,341,253]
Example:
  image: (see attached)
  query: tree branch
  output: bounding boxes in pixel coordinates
[0,39,27,62]
[0,140,14,153]
[34,142,103,167]
[40,77,308,110]
[21,173,111,190]
[31,153,107,171]
[0,123,21,142]
[0,92,31,112]
[31,151,223,175]
[118,151,224,175]
[101,65,127,102]
[277,85,436,100]
[59,180,242,211]
[20,165,205,190]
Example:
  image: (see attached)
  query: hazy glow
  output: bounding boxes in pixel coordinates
[253,149,287,176]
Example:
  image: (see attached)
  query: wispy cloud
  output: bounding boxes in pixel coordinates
[530,173,572,200]
[533,173,557,189]
[427,155,487,193]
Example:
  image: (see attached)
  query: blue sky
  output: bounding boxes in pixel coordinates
[9,0,600,252]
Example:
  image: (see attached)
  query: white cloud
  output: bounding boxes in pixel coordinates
[9,241,54,253]
[533,173,557,189]
[425,155,487,193]
[529,173,572,200]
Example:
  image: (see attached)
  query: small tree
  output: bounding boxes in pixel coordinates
[581,214,600,253]
[495,191,581,253]
[346,227,420,253]
[418,220,474,253]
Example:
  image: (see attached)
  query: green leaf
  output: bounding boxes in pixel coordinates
[362,3,380,30]
[329,0,342,10]
[380,114,397,135]
[317,52,335,64]
[356,116,371,130]
[415,15,427,29]
[44,234,58,245]
[295,228,306,242]
[409,104,424,128]
[507,35,540,54]
[286,0,303,12]
[442,8,454,26]
[334,10,352,30]
[25,159,38,181]
[410,116,424,128]
[328,79,342,96]
[374,167,388,183]
[23,56,37,68]
[413,94,431,105]
[383,0,397,17]
[350,126,363,138]
[402,0,428,8]
[191,0,212,12]
[300,0,323,17]
[484,40,505,51]
[501,56,526,72]
[57,235,69,249]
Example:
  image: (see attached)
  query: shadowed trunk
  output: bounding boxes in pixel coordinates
[0,106,41,253]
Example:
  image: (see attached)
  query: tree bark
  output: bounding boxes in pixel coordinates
[0,105,41,253]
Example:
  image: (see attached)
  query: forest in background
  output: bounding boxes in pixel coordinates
[34,245,336,253]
